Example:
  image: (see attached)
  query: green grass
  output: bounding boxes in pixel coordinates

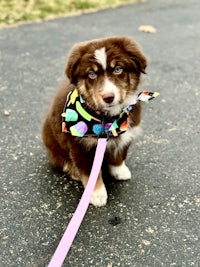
[0,0,141,26]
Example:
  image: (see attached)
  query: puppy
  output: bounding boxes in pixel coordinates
[42,36,147,207]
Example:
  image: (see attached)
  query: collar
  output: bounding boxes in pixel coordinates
[61,88,159,138]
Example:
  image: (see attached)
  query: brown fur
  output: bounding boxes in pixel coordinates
[42,36,147,206]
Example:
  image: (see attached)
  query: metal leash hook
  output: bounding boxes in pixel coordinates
[97,114,110,140]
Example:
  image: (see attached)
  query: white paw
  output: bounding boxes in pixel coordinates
[90,185,108,207]
[109,162,131,180]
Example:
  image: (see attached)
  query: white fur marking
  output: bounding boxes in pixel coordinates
[107,125,142,157]
[101,77,120,109]
[109,161,131,180]
[63,163,69,173]
[120,125,142,145]
[103,77,119,95]
[94,47,107,70]
[90,184,108,207]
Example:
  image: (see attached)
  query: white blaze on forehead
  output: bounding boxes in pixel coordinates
[94,47,107,70]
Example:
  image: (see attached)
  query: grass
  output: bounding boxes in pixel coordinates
[0,0,142,26]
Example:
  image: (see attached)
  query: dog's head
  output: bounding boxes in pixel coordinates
[65,36,147,116]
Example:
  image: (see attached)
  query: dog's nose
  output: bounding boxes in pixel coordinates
[102,93,115,104]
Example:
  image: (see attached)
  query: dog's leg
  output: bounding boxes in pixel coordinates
[42,118,72,171]
[82,171,108,207]
[109,161,131,180]
[106,143,132,180]
[70,144,108,207]
[90,172,108,207]
[63,161,80,181]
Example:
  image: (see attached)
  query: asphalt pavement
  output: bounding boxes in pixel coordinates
[1,0,200,266]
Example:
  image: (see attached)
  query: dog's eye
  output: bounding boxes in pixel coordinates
[113,66,123,75]
[88,71,97,79]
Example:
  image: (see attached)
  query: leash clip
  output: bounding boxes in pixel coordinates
[97,132,110,141]
[97,114,110,140]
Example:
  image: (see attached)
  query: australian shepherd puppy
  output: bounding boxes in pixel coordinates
[42,36,147,207]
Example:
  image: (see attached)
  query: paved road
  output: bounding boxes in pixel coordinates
[1,0,200,266]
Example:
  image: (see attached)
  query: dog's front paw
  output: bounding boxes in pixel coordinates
[109,161,131,180]
[90,185,108,207]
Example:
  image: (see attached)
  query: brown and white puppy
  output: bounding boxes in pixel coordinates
[42,36,147,207]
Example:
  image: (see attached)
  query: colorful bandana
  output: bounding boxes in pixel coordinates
[61,89,159,138]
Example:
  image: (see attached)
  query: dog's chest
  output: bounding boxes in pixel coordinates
[106,125,141,153]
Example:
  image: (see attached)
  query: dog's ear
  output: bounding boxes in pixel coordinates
[124,37,147,75]
[65,44,82,84]
[130,54,147,75]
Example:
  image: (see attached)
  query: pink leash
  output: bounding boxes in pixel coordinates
[47,138,108,267]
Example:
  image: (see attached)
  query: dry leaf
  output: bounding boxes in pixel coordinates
[138,25,157,33]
